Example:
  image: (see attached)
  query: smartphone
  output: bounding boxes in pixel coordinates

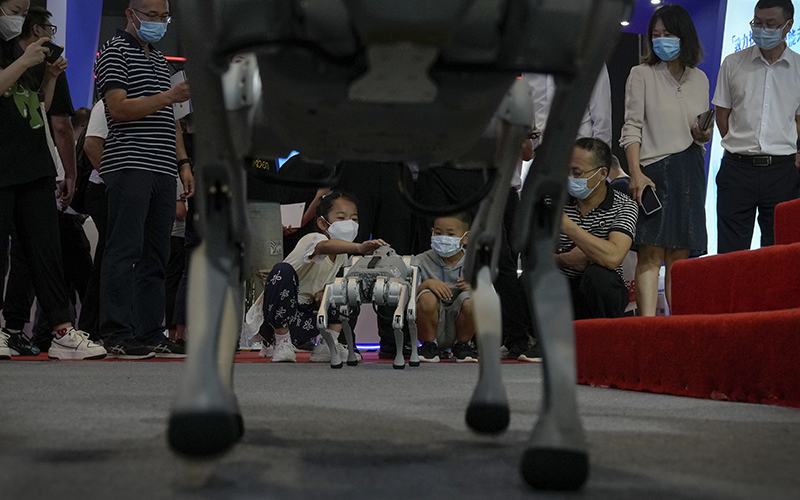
[43,41,63,64]
[697,108,715,131]
[641,185,662,215]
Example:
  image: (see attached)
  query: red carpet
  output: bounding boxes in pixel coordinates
[575,308,800,408]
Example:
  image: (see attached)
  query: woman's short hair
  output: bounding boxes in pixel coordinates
[645,4,704,68]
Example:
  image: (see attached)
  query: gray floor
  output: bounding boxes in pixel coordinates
[1,360,798,500]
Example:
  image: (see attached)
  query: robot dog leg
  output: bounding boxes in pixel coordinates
[167,0,251,458]
[512,1,633,490]
[464,80,533,435]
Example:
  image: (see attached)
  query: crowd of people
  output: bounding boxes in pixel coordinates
[1,0,799,363]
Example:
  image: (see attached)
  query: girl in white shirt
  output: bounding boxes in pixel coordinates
[261,191,388,362]
[620,4,713,316]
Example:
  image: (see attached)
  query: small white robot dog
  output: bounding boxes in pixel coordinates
[316,247,421,370]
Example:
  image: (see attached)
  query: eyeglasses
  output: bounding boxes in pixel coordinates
[569,166,602,179]
[38,24,57,35]
[749,19,789,30]
[133,8,172,24]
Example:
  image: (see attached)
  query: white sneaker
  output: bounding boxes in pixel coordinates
[259,343,274,358]
[271,340,296,363]
[48,328,107,360]
[0,330,11,360]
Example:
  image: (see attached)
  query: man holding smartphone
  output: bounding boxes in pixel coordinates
[557,138,639,319]
[713,0,800,253]
[94,0,193,359]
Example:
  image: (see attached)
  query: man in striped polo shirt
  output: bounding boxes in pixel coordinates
[557,138,638,319]
[94,0,193,359]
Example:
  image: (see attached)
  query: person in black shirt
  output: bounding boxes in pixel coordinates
[0,0,105,360]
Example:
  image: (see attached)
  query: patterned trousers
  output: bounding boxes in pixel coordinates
[261,263,340,346]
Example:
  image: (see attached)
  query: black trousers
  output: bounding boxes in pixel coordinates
[4,207,93,333]
[165,235,186,328]
[3,229,36,330]
[0,231,7,306]
[0,177,71,328]
[497,189,536,354]
[79,181,109,336]
[716,156,800,253]
[172,229,200,328]
[567,265,628,320]
[100,170,176,345]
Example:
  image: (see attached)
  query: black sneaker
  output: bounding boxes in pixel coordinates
[418,341,440,363]
[144,337,187,359]
[2,328,40,356]
[106,339,156,360]
[517,342,543,363]
[452,341,478,363]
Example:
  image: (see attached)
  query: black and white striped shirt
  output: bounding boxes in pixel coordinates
[94,29,176,178]
[558,184,638,278]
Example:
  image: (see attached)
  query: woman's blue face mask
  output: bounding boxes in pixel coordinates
[652,37,682,62]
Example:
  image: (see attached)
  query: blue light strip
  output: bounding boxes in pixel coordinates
[355,343,381,351]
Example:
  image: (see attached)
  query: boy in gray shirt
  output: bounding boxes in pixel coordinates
[414,213,477,362]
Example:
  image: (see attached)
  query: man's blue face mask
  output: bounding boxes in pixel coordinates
[751,21,788,50]
[134,12,168,43]
[567,168,602,200]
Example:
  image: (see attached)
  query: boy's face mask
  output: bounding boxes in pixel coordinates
[431,232,467,258]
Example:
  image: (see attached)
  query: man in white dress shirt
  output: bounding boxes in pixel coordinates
[712,0,800,253]
[524,64,613,147]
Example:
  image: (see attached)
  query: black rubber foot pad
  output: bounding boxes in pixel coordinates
[331,362,343,369]
[408,361,420,367]
[520,447,589,491]
[346,360,359,366]
[168,412,242,458]
[235,413,244,440]
[465,402,510,434]
[392,363,405,370]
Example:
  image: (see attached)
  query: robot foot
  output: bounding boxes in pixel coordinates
[520,447,589,491]
[465,401,510,434]
[168,411,244,458]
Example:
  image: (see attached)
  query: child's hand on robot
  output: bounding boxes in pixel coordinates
[358,238,389,255]
[456,277,471,292]
[427,279,453,301]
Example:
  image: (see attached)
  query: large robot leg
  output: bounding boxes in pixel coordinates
[513,0,633,490]
[167,217,245,457]
[168,0,251,458]
[463,85,531,433]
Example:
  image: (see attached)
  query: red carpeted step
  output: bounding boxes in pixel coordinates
[575,308,800,408]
